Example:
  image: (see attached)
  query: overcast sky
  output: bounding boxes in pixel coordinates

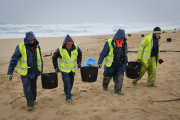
[0,0,179,24]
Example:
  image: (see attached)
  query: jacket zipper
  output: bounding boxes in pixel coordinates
[32,50,35,70]
[148,38,153,64]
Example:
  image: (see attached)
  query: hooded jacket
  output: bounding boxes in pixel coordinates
[7,31,43,78]
[52,34,82,70]
[98,29,128,73]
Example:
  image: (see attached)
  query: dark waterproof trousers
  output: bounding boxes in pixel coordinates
[61,71,75,100]
[21,75,37,107]
[103,67,124,93]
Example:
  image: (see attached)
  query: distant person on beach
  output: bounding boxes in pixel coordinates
[173,29,176,33]
[162,29,166,33]
[132,27,162,86]
[97,29,128,95]
[7,31,43,111]
[52,34,82,103]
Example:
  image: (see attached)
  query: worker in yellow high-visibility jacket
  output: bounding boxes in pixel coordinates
[7,31,43,111]
[52,34,82,103]
[98,29,128,95]
[162,29,166,33]
[173,29,176,33]
[132,27,162,86]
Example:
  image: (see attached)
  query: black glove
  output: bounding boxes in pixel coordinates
[55,68,60,72]
[97,64,102,69]
[78,63,81,68]
[39,71,42,75]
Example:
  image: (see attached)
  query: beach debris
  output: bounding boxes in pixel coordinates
[128,50,180,52]
[156,93,180,102]
[43,52,52,57]
[80,90,87,92]
[156,98,180,102]
[167,38,171,42]
[84,57,96,67]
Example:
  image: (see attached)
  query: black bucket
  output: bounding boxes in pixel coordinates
[80,66,98,82]
[141,34,144,37]
[167,38,171,42]
[41,72,58,89]
[128,34,131,37]
[126,62,141,79]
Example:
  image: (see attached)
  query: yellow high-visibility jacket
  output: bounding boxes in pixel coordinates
[137,33,161,66]
[58,45,78,73]
[17,42,42,76]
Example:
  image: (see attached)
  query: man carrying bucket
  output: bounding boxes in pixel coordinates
[52,34,82,103]
[98,29,128,95]
[7,31,43,111]
[132,27,162,86]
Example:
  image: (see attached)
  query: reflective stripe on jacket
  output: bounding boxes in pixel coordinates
[59,44,78,73]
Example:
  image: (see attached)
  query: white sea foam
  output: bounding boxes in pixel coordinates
[0,23,179,39]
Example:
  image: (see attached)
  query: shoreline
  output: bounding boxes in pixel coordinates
[0,30,176,40]
[0,31,150,59]
[0,30,176,59]
[0,30,153,40]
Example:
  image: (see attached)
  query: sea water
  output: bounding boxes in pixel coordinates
[0,22,179,39]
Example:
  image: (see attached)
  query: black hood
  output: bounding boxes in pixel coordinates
[62,34,74,47]
[113,29,127,41]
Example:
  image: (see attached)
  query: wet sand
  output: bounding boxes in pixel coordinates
[0,30,180,120]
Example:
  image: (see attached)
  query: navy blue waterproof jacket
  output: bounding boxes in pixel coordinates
[52,34,82,70]
[98,29,128,73]
[7,31,43,78]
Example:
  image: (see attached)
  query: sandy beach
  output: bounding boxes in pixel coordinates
[0,30,180,120]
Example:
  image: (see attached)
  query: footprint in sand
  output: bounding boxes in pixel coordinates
[38,109,46,114]
[14,116,27,120]
[88,104,94,107]
[90,115,103,120]
[33,114,41,119]
[20,105,26,110]
[122,108,129,112]
[92,109,98,112]
[56,109,78,117]
[12,103,19,109]
[1,118,8,120]
[3,101,9,105]
[9,113,17,119]
[111,108,120,112]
